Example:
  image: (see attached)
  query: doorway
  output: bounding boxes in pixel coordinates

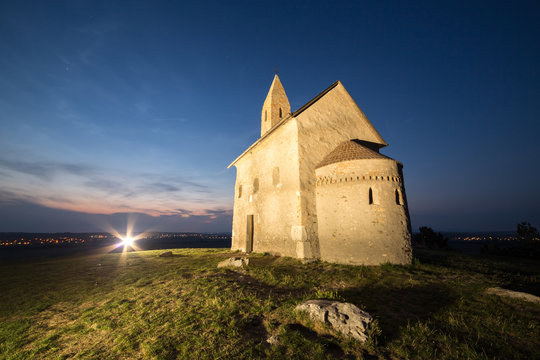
[246,215,254,253]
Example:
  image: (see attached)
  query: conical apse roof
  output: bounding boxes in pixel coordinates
[317,140,392,169]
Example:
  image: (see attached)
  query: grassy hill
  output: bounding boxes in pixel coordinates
[0,247,538,359]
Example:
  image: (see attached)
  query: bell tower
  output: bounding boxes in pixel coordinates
[261,74,291,136]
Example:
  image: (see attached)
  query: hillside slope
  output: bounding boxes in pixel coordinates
[0,248,538,359]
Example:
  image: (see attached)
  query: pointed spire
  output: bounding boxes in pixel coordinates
[261,74,291,136]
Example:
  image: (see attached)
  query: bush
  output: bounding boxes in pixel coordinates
[517,222,540,243]
[413,227,448,249]
[481,221,539,259]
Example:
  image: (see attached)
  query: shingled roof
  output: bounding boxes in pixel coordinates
[316,140,393,169]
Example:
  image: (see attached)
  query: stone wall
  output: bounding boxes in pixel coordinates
[231,119,301,257]
[295,83,387,259]
[315,158,412,265]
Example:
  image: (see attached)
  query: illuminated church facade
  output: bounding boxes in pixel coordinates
[228,75,412,265]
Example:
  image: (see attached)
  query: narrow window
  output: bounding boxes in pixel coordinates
[238,185,242,198]
[395,189,400,205]
[253,178,259,194]
[279,108,282,118]
[264,110,267,122]
[369,188,373,205]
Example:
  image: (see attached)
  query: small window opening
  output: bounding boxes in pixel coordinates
[265,110,267,122]
[238,185,242,198]
[395,189,401,205]
[369,188,373,205]
[279,108,282,118]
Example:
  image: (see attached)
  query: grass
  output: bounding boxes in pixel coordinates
[0,247,538,359]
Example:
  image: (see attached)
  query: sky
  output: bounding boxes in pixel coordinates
[0,0,539,233]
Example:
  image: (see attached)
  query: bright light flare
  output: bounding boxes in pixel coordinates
[121,236,134,247]
[106,215,148,252]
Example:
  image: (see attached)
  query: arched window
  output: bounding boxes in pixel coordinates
[238,185,242,198]
[369,188,373,205]
[253,178,259,194]
[395,189,400,205]
[279,108,282,118]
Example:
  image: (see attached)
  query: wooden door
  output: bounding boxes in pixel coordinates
[246,215,254,253]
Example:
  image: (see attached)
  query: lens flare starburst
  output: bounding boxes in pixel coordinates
[121,236,134,247]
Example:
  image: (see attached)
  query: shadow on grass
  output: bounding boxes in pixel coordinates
[214,270,308,300]
[241,316,268,343]
[286,323,347,358]
[341,282,458,345]
[415,248,540,295]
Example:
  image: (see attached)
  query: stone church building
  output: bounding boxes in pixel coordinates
[228,75,412,265]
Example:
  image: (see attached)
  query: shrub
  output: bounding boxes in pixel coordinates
[517,222,540,243]
[481,221,539,259]
[413,226,448,249]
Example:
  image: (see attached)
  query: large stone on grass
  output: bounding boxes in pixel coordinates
[217,257,249,268]
[295,300,372,342]
[159,251,173,257]
[486,287,540,303]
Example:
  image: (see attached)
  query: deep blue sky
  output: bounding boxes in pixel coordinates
[0,0,539,233]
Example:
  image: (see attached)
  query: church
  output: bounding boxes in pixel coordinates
[228,75,412,265]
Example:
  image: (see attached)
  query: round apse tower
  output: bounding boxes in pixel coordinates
[315,139,412,265]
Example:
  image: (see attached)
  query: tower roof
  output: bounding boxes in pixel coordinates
[316,140,393,169]
[261,75,291,136]
[266,74,286,99]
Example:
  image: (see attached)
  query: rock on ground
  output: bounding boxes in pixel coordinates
[295,300,373,342]
[217,257,249,268]
[266,335,279,345]
[159,251,173,257]
[486,287,540,303]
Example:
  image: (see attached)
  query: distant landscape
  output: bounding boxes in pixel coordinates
[0,232,231,261]
[0,230,519,259]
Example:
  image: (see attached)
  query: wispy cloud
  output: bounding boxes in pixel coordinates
[139,182,180,193]
[0,158,94,181]
[0,197,233,233]
[83,178,126,194]
[0,155,231,218]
